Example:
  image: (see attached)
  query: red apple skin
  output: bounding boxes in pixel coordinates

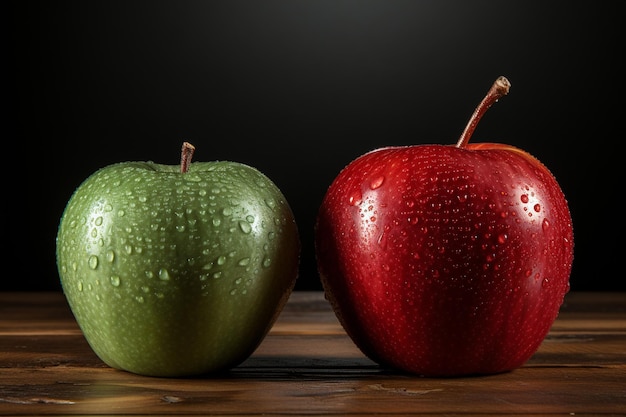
[315,143,574,377]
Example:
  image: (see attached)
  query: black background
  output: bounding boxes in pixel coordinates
[5,1,624,292]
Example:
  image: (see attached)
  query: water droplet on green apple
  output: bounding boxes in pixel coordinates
[110,275,121,287]
[95,216,103,226]
[158,268,170,281]
[217,256,227,265]
[212,218,221,227]
[213,271,222,279]
[238,257,251,266]
[222,207,232,216]
[176,225,186,232]
[91,228,98,238]
[262,257,272,268]
[239,221,252,234]
[88,255,99,270]
[230,288,237,295]
[77,281,83,292]
[265,198,276,209]
[135,296,145,303]
[268,231,275,240]
[117,210,125,217]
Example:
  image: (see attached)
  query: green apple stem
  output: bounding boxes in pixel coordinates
[456,76,511,148]
[180,141,195,173]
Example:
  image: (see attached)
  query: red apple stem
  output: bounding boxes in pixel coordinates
[180,141,195,173]
[456,76,511,148]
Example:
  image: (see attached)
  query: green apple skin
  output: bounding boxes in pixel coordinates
[56,160,300,377]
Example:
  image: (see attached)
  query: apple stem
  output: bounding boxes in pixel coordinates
[180,141,196,173]
[456,76,511,148]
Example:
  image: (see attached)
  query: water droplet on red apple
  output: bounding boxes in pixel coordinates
[534,204,541,212]
[542,218,550,231]
[542,278,550,289]
[497,234,508,244]
[520,194,529,203]
[348,190,362,206]
[370,176,385,189]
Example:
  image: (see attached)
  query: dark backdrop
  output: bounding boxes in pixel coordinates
[5,1,623,291]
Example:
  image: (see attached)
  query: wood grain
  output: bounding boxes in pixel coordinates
[1,291,625,416]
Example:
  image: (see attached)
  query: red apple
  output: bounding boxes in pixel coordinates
[314,76,574,377]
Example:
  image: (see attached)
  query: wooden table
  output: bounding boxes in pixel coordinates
[1,291,625,416]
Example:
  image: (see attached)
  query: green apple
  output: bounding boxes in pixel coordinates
[56,142,300,377]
